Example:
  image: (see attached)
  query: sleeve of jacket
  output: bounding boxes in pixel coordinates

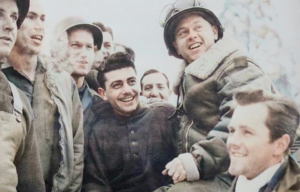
[68,85,84,192]
[16,94,46,192]
[183,57,276,180]
[82,130,112,192]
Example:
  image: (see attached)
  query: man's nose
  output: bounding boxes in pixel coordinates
[150,87,159,97]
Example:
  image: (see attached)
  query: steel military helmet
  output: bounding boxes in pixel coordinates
[16,0,30,29]
[161,0,224,59]
[52,16,103,50]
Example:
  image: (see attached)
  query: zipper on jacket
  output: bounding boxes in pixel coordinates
[184,120,193,152]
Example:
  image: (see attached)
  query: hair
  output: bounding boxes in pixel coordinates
[115,43,136,62]
[169,11,219,44]
[97,52,136,89]
[93,22,114,40]
[140,69,170,89]
[234,89,300,148]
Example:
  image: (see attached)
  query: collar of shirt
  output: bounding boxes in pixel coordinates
[236,159,284,192]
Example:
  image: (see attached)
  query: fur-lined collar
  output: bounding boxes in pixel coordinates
[173,37,245,94]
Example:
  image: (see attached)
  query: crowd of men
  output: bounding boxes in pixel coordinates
[0,0,299,192]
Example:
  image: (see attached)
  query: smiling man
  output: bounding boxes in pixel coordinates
[2,0,84,191]
[82,52,177,192]
[227,89,300,192]
[155,0,278,191]
[140,69,172,101]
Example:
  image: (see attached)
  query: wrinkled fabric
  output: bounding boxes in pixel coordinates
[230,156,300,192]
[82,102,178,192]
[4,55,84,192]
[167,37,277,191]
[0,71,45,192]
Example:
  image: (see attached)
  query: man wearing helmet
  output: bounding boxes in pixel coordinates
[2,0,84,191]
[50,16,103,160]
[0,0,45,191]
[157,0,277,191]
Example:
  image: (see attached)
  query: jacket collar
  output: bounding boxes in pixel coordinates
[173,37,244,94]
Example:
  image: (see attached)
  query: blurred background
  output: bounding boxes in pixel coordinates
[41,0,300,105]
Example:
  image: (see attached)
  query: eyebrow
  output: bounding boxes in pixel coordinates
[27,12,46,18]
[0,8,18,16]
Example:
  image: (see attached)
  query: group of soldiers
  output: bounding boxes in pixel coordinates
[0,0,300,192]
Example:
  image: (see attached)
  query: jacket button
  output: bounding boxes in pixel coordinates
[133,153,138,157]
[131,141,138,146]
[130,130,135,134]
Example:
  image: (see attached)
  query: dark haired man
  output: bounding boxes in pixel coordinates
[82,52,177,192]
[2,0,84,191]
[228,89,300,191]
[156,0,277,191]
[140,69,172,101]
[0,0,45,191]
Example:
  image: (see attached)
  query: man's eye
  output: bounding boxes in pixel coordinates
[11,15,18,22]
[26,15,34,20]
[105,44,111,49]
[244,130,253,135]
[177,30,187,38]
[128,79,136,85]
[71,44,80,48]
[195,25,202,31]
[87,45,93,50]
[228,129,235,134]
[112,83,121,89]
[144,87,151,91]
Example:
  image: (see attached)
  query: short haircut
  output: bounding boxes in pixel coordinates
[234,89,300,148]
[140,69,170,89]
[169,11,219,44]
[93,22,114,40]
[97,52,136,89]
[115,43,136,62]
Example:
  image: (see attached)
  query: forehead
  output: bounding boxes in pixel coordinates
[68,29,94,42]
[176,14,207,29]
[0,0,18,13]
[230,103,269,132]
[28,0,44,15]
[142,73,168,85]
[104,67,136,83]
[103,32,113,43]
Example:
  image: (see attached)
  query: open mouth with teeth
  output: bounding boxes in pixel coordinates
[31,35,43,42]
[231,152,247,158]
[119,95,136,102]
[0,37,12,42]
[189,43,201,50]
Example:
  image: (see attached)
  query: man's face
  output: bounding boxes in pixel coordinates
[99,67,139,117]
[93,31,114,69]
[0,0,18,57]
[227,103,279,180]
[141,73,171,101]
[173,14,218,64]
[67,29,94,77]
[14,0,45,55]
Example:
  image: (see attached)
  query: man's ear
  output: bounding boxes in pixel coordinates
[273,134,290,156]
[172,41,181,55]
[98,87,107,100]
[212,26,218,41]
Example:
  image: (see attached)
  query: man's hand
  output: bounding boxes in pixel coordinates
[162,157,187,183]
